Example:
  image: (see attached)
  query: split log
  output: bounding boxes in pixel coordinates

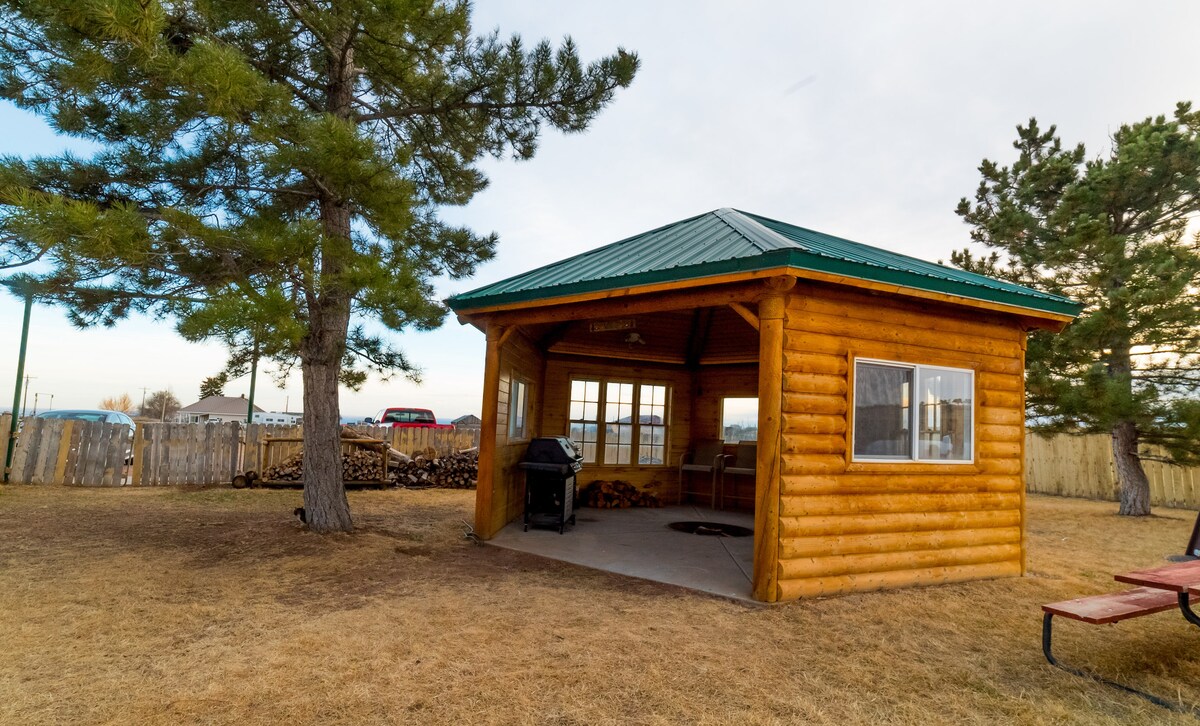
[390,449,478,489]
[578,480,663,508]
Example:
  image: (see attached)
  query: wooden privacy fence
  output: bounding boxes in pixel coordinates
[1026,432,1200,510]
[2,415,480,487]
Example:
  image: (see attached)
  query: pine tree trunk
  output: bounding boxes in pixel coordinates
[298,18,357,533]
[301,354,352,532]
[1113,420,1151,516]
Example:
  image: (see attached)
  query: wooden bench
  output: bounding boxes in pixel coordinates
[1042,588,1199,713]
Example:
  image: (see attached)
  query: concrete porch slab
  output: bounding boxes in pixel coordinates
[489,505,756,603]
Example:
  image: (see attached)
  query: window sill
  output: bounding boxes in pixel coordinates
[845,460,980,474]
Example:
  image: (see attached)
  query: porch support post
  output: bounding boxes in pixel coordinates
[475,323,506,539]
[753,276,795,602]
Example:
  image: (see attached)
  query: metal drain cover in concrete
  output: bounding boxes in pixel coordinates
[668,521,753,537]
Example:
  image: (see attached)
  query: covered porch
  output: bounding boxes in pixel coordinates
[490,504,756,601]
[462,273,793,601]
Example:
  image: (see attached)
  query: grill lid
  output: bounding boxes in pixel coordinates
[522,437,583,464]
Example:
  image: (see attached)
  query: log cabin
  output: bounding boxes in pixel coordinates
[447,208,1080,603]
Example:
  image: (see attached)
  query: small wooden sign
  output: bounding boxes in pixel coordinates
[589,319,636,333]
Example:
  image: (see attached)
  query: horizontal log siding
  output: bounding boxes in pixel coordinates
[490,330,546,534]
[776,284,1027,599]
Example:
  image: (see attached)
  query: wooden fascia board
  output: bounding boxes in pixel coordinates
[453,265,1076,330]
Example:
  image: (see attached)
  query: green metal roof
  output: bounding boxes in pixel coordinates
[447,208,1081,318]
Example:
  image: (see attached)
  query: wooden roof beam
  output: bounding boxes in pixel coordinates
[728,302,759,331]
[471,281,764,327]
[685,308,714,367]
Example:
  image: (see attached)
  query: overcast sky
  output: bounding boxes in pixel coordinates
[2,0,1198,419]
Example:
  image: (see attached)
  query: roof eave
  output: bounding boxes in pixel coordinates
[448,250,1080,326]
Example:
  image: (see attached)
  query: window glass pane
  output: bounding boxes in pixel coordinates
[853,363,913,459]
[722,398,758,443]
[569,378,601,463]
[916,368,973,461]
[508,380,528,439]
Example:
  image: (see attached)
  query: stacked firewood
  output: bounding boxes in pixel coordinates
[579,480,663,508]
[390,448,478,489]
[262,447,386,483]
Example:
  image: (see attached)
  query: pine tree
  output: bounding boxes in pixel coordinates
[199,375,227,401]
[955,103,1200,516]
[0,1,637,531]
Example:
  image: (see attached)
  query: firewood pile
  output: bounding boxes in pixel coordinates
[262,447,386,483]
[249,429,476,489]
[578,480,663,508]
[390,447,478,489]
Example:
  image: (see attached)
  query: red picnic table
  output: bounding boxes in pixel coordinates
[1041,557,1200,714]
[1115,558,1200,627]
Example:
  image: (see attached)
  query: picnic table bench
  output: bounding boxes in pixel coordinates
[1042,558,1200,713]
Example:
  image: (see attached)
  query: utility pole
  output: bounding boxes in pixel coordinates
[139,386,150,414]
[32,392,38,416]
[20,374,34,417]
[246,337,259,424]
[5,282,33,483]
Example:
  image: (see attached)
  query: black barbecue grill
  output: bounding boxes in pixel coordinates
[518,437,583,533]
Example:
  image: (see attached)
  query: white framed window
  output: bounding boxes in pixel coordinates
[852,358,974,463]
[568,378,671,466]
[508,379,530,440]
[721,397,758,443]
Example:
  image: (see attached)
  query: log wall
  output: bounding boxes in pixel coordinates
[693,364,758,442]
[775,283,1027,600]
[487,329,547,534]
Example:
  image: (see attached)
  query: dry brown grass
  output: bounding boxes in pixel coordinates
[0,487,1198,725]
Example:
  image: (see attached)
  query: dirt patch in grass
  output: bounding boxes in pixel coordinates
[0,487,1198,725]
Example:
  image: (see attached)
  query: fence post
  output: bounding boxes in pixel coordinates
[228,421,241,481]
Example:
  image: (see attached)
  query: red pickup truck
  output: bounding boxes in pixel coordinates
[366,407,454,429]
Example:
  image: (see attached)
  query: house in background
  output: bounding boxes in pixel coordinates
[452,414,482,429]
[175,395,264,424]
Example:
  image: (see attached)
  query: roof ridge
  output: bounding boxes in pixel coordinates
[477,208,722,289]
[713,208,798,253]
[738,209,1073,304]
